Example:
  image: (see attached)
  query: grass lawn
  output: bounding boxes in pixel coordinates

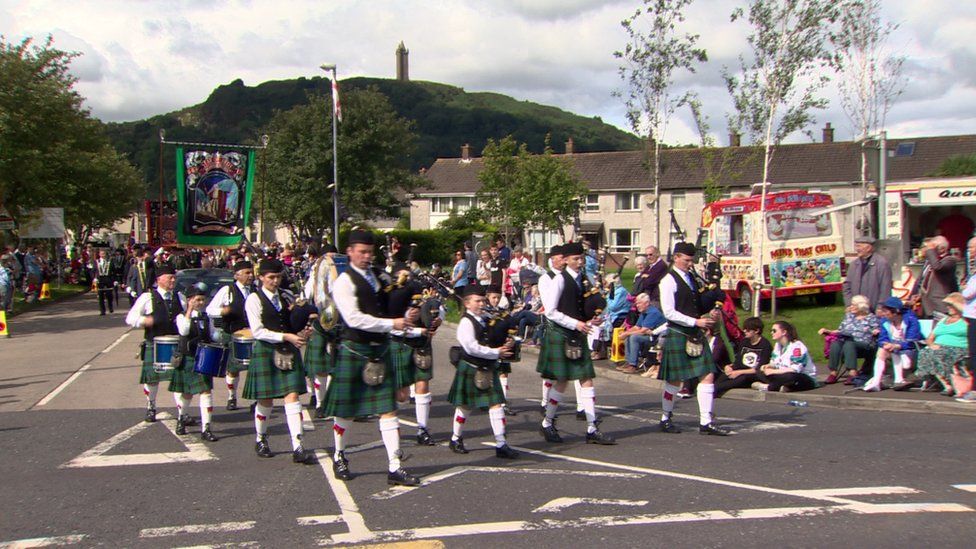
[8,284,89,317]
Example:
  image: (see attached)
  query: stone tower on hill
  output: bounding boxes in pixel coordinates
[396,41,409,82]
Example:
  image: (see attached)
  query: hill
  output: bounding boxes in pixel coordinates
[102,76,641,196]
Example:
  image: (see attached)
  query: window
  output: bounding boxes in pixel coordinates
[766,210,833,241]
[713,215,750,256]
[610,229,640,253]
[894,142,915,157]
[671,191,686,211]
[615,192,640,212]
[430,196,475,214]
[584,193,600,212]
[527,230,561,252]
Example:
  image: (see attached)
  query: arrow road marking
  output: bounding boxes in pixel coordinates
[533,497,649,513]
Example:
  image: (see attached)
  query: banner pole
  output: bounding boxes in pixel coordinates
[158,129,165,249]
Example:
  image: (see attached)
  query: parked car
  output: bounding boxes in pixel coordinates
[175,268,234,304]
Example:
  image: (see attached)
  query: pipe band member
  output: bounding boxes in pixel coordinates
[206,260,255,411]
[170,285,220,441]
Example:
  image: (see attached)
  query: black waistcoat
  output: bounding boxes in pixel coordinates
[222,283,250,333]
[669,269,702,321]
[556,270,585,321]
[181,314,212,355]
[145,289,182,341]
[461,313,495,368]
[342,268,388,344]
[255,289,295,334]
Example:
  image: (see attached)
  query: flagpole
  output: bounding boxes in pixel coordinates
[322,63,340,245]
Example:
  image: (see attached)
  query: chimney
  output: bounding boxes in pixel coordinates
[565,137,574,155]
[461,143,470,160]
[822,122,834,143]
[729,132,741,147]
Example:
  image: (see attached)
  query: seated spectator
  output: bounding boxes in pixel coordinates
[863,297,922,392]
[755,321,818,393]
[819,295,881,384]
[511,283,542,345]
[604,274,632,328]
[714,317,771,397]
[913,292,969,396]
[615,293,666,375]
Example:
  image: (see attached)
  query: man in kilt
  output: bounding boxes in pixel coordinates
[303,245,340,419]
[206,260,255,411]
[386,262,441,446]
[243,259,316,464]
[447,285,519,458]
[325,230,421,486]
[169,285,219,441]
[125,264,185,423]
[485,286,517,416]
[657,242,729,436]
[536,242,616,445]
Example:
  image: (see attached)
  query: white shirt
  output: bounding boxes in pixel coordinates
[771,340,817,377]
[332,265,394,334]
[125,288,187,329]
[457,314,499,359]
[244,287,288,344]
[540,267,579,331]
[508,256,530,282]
[659,269,698,328]
[205,281,251,318]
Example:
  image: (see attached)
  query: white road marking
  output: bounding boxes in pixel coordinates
[35,331,131,407]
[533,497,649,513]
[591,403,804,433]
[0,535,87,548]
[792,486,921,497]
[297,515,345,526]
[61,413,218,468]
[302,409,315,431]
[372,466,644,500]
[315,450,371,542]
[101,331,131,354]
[952,484,976,492]
[140,521,256,538]
[172,543,261,549]
[342,440,386,456]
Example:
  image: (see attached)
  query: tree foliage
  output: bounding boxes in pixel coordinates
[259,87,423,240]
[476,136,588,241]
[933,154,976,177]
[0,36,142,242]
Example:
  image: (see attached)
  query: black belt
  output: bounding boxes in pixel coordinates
[460,351,496,369]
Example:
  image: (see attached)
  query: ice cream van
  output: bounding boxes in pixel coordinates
[700,190,846,311]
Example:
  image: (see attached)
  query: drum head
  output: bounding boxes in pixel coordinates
[233,328,253,338]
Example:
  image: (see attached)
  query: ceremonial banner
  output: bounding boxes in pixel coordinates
[175,147,255,247]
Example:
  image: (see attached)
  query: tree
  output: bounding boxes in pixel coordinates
[476,136,588,242]
[614,0,707,248]
[0,36,143,243]
[722,0,842,313]
[833,0,905,235]
[933,154,976,177]
[259,87,423,240]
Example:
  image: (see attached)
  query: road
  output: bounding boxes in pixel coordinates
[1,293,974,548]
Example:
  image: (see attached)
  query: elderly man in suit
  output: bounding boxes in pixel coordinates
[910,235,959,318]
[842,235,892,310]
[634,246,668,308]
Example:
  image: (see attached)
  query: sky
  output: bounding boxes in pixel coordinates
[3,0,975,148]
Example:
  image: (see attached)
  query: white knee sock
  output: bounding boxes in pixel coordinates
[314,376,327,408]
[200,393,213,430]
[866,356,886,390]
[254,403,272,441]
[225,375,237,399]
[415,392,432,429]
[542,390,563,427]
[179,395,192,418]
[697,383,715,426]
[172,392,183,412]
[541,380,553,406]
[574,380,584,412]
[661,382,680,421]
[305,377,313,394]
[409,383,417,400]
[489,406,507,447]
[333,417,351,458]
[452,407,467,440]
[379,417,402,473]
[500,375,510,400]
[579,386,597,433]
[893,354,908,383]
[143,383,158,408]
[325,374,332,395]
[284,401,304,450]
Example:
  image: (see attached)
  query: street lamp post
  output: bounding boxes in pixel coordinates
[321,63,340,245]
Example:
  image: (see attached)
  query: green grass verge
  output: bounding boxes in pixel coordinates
[9,284,89,317]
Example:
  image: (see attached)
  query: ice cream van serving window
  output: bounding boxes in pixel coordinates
[766,210,832,240]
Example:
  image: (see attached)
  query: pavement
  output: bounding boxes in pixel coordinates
[1,294,975,547]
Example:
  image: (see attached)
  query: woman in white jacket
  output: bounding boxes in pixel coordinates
[756,321,818,393]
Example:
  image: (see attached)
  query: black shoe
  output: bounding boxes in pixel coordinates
[503,405,518,417]
[175,416,187,435]
[309,394,317,409]
[250,401,257,413]
[539,405,547,417]
[293,444,315,465]
[495,444,520,459]
[333,452,352,480]
[449,437,469,454]
[699,423,731,436]
[144,407,156,423]
[540,423,563,443]
[183,416,198,427]
[255,436,273,458]
[387,468,421,486]
[576,410,586,421]
[659,415,682,434]
[417,427,436,446]
[585,429,617,445]
[201,425,218,442]
[315,406,328,419]
[226,397,238,411]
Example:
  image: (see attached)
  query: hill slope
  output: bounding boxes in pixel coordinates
[103,76,641,194]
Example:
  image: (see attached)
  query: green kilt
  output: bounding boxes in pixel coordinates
[536,322,595,381]
[241,341,307,400]
[447,361,505,410]
[168,356,213,395]
[497,361,512,375]
[659,326,714,382]
[304,329,335,378]
[139,344,173,384]
[390,339,416,388]
[323,341,398,418]
[225,332,252,374]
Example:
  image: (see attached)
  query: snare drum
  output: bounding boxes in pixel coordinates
[153,335,181,374]
[232,333,254,367]
[194,343,229,377]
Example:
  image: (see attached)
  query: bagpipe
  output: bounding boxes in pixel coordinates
[383,244,443,366]
[483,304,521,362]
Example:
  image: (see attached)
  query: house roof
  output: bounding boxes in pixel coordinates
[417,134,976,196]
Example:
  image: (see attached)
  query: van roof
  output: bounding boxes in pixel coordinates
[701,190,834,227]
